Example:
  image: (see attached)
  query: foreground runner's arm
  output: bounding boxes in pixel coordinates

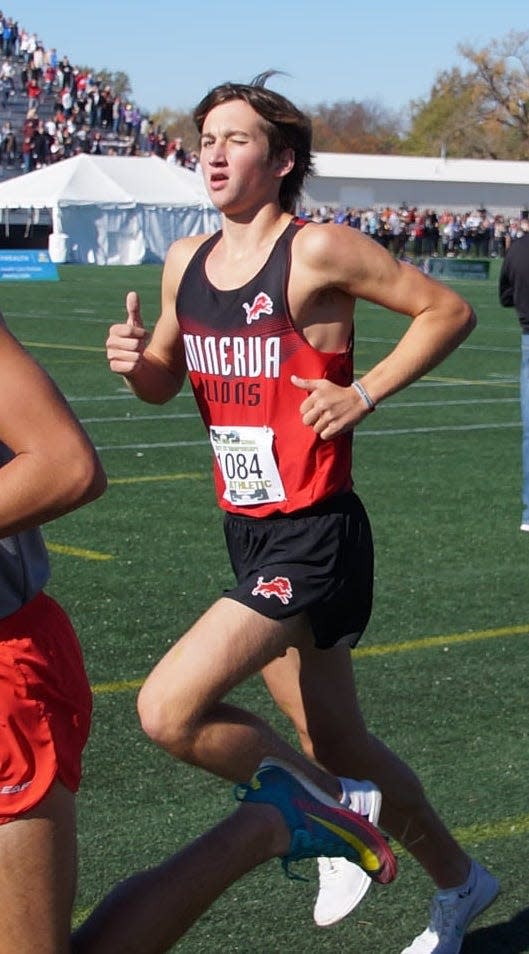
[0,315,106,535]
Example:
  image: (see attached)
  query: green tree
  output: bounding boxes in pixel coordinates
[400,68,478,157]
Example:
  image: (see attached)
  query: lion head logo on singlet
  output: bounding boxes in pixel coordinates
[242,292,273,325]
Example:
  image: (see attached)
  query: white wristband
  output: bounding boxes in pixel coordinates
[351,379,376,412]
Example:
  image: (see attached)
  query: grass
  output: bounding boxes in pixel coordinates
[3,258,529,952]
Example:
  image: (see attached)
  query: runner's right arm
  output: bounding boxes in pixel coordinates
[106,238,203,404]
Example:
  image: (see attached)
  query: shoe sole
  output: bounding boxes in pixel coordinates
[260,757,397,885]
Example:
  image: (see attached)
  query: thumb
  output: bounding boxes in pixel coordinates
[291,374,318,392]
[126,290,143,329]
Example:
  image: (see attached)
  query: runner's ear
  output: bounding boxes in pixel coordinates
[274,148,295,179]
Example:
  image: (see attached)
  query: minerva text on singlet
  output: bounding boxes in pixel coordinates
[183,334,281,378]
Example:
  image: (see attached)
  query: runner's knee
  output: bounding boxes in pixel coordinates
[137,682,195,757]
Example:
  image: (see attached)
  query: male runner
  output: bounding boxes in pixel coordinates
[106,73,499,953]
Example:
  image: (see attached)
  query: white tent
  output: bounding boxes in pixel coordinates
[0,154,220,264]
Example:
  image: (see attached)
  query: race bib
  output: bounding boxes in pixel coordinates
[209,425,285,506]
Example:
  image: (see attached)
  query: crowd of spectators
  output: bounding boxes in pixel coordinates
[0,9,525,261]
[299,205,526,258]
[0,10,198,174]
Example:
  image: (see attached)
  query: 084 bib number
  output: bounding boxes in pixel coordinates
[209,425,285,506]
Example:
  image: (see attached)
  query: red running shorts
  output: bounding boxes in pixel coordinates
[0,591,92,823]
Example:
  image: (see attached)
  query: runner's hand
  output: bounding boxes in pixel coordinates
[291,374,369,439]
[106,291,150,376]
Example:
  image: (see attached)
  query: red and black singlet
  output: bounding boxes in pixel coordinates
[176,218,354,517]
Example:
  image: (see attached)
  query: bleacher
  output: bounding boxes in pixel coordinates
[0,54,57,181]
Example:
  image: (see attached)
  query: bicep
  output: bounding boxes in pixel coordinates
[0,326,106,531]
[340,236,464,319]
[0,326,90,456]
[300,225,466,322]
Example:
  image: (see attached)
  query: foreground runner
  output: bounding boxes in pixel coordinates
[0,316,392,954]
[106,72,499,952]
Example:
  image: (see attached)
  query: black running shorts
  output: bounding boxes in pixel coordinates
[223,491,373,650]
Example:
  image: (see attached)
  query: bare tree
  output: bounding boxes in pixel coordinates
[403,31,529,160]
[459,30,529,151]
[308,99,402,153]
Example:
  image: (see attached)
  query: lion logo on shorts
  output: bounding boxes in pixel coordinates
[251,575,293,605]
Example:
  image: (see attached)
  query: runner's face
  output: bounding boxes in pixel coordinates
[199,99,283,216]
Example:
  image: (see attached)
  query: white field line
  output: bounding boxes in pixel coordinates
[65,383,521,450]
[93,421,521,452]
[77,397,519,425]
[78,395,520,431]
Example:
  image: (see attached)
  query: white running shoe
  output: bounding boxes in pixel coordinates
[401,859,500,953]
[313,779,382,927]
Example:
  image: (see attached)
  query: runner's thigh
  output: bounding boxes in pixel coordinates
[0,779,77,954]
[139,597,309,725]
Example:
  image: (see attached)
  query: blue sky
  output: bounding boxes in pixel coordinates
[11,0,527,116]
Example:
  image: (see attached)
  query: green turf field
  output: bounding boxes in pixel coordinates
[4,260,529,952]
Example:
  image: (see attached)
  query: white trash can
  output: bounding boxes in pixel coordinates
[48,232,69,263]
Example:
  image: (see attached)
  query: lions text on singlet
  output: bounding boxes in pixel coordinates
[176,218,353,517]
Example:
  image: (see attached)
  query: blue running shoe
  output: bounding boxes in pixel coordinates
[235,757,397,884]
